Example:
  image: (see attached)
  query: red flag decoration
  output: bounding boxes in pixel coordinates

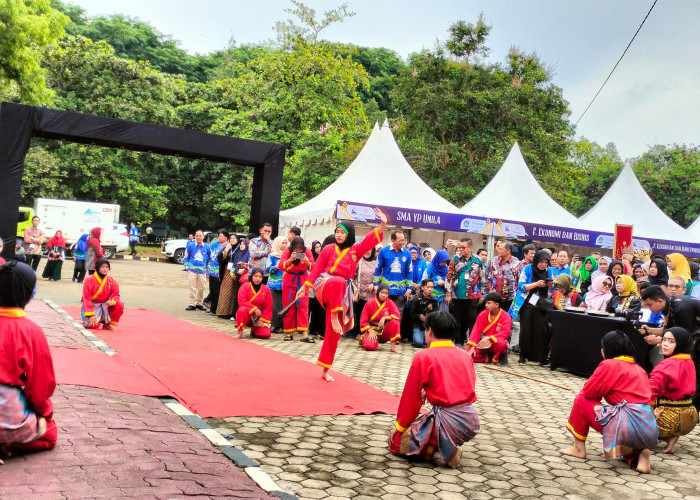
[614,224,634,261]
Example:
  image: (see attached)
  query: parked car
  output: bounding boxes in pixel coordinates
[112,223,130,255]
[161,232,216,265]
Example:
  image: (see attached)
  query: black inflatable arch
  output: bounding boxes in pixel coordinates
[0,102,285,260]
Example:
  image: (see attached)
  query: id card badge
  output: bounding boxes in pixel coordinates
[227,262,234,270]
[528,294,540,306]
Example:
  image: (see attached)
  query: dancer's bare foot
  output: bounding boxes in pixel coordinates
[234,329,243,339]
[102,323,113,331]
[559,440,586,459]
[322,368,335,382]
[662,436,678,454]
[390,342,401,354]
[636,449,651,473]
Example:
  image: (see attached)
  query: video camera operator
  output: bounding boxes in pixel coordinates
[409,279,438,348]
[640,285,700,411]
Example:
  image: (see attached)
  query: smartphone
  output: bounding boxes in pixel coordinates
[545,278,554,284]
[294,252,305,259]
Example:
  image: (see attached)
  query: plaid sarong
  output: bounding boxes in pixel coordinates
[595,400,658,460]
[0,384,42,444]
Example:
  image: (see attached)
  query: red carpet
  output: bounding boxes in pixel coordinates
[50,346,174,397]
[61,307,400,418]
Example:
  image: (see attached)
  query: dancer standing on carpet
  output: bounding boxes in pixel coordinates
[235,267,273,339]
[359,283,401,353]
[388,311,479,468]
[280,236,314,342]
[82,258,124,330]
[297,208,389,381]
[560,330,657,473]
[0,261,57,461]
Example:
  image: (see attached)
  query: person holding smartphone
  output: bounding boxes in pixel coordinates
[280,237,315,342]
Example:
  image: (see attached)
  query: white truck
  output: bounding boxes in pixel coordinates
[30,198,122,258]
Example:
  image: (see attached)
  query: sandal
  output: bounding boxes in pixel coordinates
[284,334,294,341]
[300,337,316,343]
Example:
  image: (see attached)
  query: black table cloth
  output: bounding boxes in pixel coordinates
[549,310,651,377]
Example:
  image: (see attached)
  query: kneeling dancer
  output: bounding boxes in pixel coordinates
[297,208,388,381]
[235,267,272,339]
[649,327,698,454]
[0,262,58,461]
[82,258,124,330]
[466,292,512,364]
[388,311,479,467]
[560,330,658,473]
[359,283,401,353]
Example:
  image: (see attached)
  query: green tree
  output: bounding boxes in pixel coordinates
[274,0,354,48]
[445,15,490,63]
[0,0,68,103]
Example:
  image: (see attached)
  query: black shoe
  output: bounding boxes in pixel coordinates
[186,305,196,311]
[195,305,205,310]
[206,311,215,316]
[518,356,526,365]
[539,360,550,367]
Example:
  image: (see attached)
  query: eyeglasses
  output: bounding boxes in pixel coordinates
[668,284,683,289]
[601,282,613,288]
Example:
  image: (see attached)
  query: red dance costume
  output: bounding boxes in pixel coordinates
[0,307,58,451]
[566,357,651,441]
[391,340,478,453]
[305,228,383,368]
[649,354,696,401]
[82,273,124,327]
[466,308,511,363]
[236,283,273,339]
[359,297,401,350]
[280,247,314,334]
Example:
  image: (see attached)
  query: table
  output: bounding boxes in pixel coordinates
[549,310,651,377]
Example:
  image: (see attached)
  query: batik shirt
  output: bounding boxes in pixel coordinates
[486,255,521,301]
[249,237,272,275]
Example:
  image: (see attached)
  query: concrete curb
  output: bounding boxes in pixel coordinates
[113,254,168,262]
[43,299,296,500]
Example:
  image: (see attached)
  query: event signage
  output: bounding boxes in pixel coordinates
[335,200,700,258]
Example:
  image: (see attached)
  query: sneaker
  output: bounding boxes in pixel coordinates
[195,305,205,310]
[186,305,196,311]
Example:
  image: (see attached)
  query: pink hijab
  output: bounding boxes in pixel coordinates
[585,275,613,311]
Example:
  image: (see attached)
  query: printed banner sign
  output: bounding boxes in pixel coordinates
[335,200,700,258]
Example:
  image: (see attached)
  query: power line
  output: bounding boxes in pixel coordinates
[575,0,658,126]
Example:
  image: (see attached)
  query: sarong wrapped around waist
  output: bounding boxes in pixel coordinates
[313,273,356,321]
[83,302,110,326]
[399,402,480,466]
[0,384,42,444]
[595,400,658,460]
[655,398,699,438]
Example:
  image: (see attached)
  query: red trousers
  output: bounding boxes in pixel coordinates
[473,341,509,363]
[566,394,603,441]
[361,320,401,351]
[11,420,58,452]
[236,310,271,339]
[316,277,354,369]
[282,285,309,333]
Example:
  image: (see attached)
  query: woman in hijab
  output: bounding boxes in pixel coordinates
[216,234,240,318]
[606,275,641,314]
[648,258,670,294]
[85,227,104,276]
[649,327,698,454]
[517,250,555,365]
[574,256,597,295]
[296,209,389,381]
[81,257,124,330]
[310,240,322,262]
[235,267,273,339]
[666,253,692,295]
[227,237,251,317]
[553,274,584,310]
[280,236,315,342]
[267,236,288,333]
[308,237,334,339]
[41,230,66,281]
[351,244,379,338]
[424,249,450,310]
[591,256,611,281]
[584,275,614,312]
[408,245,428,292]
[422,248,436,264]
[358,282,401,353]
[0,261,58,459]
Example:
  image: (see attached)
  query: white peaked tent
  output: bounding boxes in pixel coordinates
[460,142,581,227]
[685,216,700,241]
[279,120,459,241]
[579,164,694,242]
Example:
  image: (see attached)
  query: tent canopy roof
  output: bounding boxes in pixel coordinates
[460,142,581,227]
[280,120,458,227]
[579,164,694,242]
[686,215,700,240]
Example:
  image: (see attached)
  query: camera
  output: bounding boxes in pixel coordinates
[614,309,643,329]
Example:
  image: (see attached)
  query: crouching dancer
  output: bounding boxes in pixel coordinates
[388,311,479,467]
[560,330,658,473]
[0,262,57,463]
[82,258,124,330]
[235,267,272,339]
[359,283,401,353]
[466,292,511,364]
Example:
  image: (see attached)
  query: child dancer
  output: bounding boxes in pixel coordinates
[359,283,401,353]
[235,267,273,339]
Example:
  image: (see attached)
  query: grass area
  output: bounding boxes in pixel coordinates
[117,244,164,258]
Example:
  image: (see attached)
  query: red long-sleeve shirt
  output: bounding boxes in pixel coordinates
[304,228,383,287]
[360,297,400,332]
[467,308,512,347]
[395,341,477,431]
[280,248,314,288]
[237,283,273,324]
[0,308,56,419]
[649,354,696,401]
[580,357,651,405]
[82,274,121,317]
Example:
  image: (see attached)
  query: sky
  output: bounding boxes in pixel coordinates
[68,0,700,160]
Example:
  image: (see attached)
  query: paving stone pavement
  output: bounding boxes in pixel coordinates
[195,319,700,500]
[0,301,272,500]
